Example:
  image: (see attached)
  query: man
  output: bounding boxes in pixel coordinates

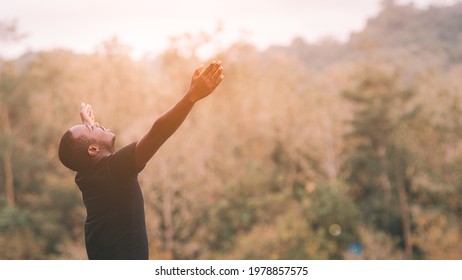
[58,61,224,259]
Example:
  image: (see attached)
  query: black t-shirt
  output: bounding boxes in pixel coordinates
[75,142,148,260]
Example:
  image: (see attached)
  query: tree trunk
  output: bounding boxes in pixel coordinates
[162,185,174,259]
[2,106,15,208]
[3,150,15,208]
[378,146,392,226]
[322,114,339,180]
[397,180,413,259]
[378,147,392,202]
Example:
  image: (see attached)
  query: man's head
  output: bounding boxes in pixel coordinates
[58,123,116,172]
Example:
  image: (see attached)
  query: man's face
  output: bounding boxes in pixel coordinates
[70,123,116,153]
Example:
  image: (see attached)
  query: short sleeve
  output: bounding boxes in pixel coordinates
[108,142,144,182]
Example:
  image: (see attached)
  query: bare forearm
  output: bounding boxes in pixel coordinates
[135,61,223,169]
[135,94,195,167]
[150,94,195,142]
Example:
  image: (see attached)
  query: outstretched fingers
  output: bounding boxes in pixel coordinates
[204,61,223,89]
[211,65,224,87]
[80,102,95,125]
[202,61,215,77]
[213,74,224,88]
[187,59,224,102]
[88,106,94,121]
[203,60,222,78]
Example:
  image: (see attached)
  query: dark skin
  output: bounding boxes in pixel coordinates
[68,60,224,170]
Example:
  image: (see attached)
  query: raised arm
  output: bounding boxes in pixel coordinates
[135,60,224,170]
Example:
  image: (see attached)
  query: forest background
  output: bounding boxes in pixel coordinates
[1,0,462,259]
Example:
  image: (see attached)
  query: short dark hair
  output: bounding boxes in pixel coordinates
[58,129,92,172]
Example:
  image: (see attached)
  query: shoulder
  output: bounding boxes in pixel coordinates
[108,141,143,179]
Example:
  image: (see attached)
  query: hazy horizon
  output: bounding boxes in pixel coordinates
[1,0,459,59]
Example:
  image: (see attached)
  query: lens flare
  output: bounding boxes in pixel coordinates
[329,224,342,236]
[348,242,364,256]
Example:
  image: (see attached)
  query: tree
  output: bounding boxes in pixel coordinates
[0,20,27,208]
[344,64,420,259]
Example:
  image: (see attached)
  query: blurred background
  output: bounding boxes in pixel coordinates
[1,0,462,259]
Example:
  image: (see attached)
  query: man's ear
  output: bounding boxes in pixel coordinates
[88,145,100,157]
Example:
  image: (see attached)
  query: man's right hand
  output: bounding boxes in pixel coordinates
[135,60,224,170]
[185,60,224,103]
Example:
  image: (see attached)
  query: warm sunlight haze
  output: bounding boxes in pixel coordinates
[1,0,462,262]
[1,0,458,58]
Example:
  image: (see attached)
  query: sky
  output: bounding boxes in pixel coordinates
[0,0,459,59]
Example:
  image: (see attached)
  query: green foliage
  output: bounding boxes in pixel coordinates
[343,65,417,251]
